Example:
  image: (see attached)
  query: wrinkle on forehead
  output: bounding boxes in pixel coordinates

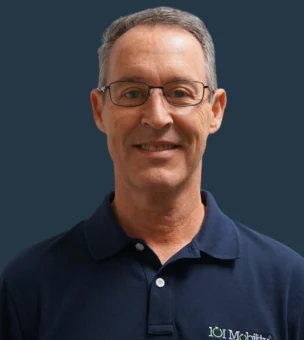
[118,27,198,54]
[107,25,206,84]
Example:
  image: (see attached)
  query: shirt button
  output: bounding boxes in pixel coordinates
[135,243,145,251]
[156,278,165,287]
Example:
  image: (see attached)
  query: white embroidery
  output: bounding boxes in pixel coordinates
[208,326,272,340]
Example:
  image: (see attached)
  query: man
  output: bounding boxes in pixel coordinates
[1,6,303,340]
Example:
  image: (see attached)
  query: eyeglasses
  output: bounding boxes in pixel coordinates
[98,80,210,107]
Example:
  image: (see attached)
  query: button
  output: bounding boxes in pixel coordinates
[156,278,165,287]
[135,243,145,251]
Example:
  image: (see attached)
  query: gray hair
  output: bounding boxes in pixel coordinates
[97,6,217,100]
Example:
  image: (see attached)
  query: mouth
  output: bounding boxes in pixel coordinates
[134,144,180,151]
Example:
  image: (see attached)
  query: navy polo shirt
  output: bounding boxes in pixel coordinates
[1,190,304,340]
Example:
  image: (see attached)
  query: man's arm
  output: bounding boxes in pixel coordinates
[291,294,304,340]
[289,260,304,340]
[0,277,23,340]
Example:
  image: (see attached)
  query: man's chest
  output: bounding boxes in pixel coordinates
[37,262,283,340]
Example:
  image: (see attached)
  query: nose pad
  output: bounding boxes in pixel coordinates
[141,88,173,128]
[147,88,169,110]
[148,88,166,104]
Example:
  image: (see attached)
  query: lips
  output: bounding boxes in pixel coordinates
[136,144,179,151]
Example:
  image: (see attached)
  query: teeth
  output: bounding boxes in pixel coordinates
[139,144,177,151]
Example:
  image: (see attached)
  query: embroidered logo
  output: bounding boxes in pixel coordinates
[208,326,272,340]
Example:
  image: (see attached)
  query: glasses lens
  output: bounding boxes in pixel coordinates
[109,82,149,107]
[164,81,204,106]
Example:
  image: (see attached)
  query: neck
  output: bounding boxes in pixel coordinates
[111,177,205,256]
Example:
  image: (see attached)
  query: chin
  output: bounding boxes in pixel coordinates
[130,173,184,193]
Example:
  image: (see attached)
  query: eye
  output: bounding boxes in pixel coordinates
[120,86,147,99]
[171,90,190,98]
[166,88,192,98]
[124,90,142,99]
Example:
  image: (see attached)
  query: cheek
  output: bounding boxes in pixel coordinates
[105,110,137,160]
[196,107,211,147]
[107,120,122,161]
[197,104,211,127]
[178,106,210,152]
[102,110,121,160]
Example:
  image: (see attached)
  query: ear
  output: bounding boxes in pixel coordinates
[209,89,227,135]
[90,89,106,133]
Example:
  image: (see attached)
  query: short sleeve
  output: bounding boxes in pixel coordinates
[291,294,304,340]
[288,260,304,340]
[0,277,23,340]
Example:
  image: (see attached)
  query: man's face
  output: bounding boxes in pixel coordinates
[91,25,226,193]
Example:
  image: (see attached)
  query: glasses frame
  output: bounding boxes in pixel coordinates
[97,80,211,107]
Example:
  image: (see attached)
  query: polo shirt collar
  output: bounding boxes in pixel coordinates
[84,192,134,261]
[194,191,240,260]
[84,190,240,261]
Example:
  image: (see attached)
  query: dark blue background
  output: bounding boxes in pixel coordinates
[1,1,303,272]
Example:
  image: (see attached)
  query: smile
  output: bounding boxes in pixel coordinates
[136,144,179,151]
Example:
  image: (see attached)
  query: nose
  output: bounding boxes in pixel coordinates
[140,88,174,129]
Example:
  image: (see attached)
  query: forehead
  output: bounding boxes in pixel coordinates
[106,25,207,84]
